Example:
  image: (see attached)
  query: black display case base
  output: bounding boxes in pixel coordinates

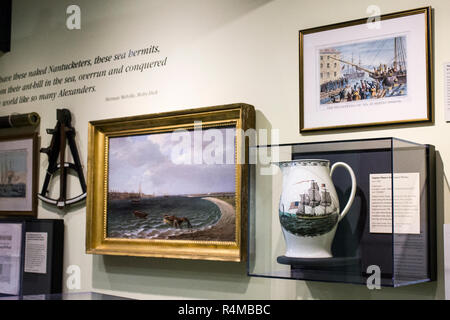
[277,256,362,283]
[277,255,360,269]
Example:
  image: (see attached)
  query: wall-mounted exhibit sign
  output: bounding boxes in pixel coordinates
[24,232,48,274]
[369,173,421,234]
[86,103,255,262]
[0,222,24,296]
[299,7,433,132]
[0,44,167,107]
[444,62,450,122]
[0,219,64,296]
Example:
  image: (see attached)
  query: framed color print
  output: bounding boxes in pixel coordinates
[299,7,433,132]
[86,104,255,261]
[0,133,38,217]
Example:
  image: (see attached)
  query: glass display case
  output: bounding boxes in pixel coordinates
[247,138,436,287]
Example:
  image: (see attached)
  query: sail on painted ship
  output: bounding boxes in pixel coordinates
[289,180,336,218]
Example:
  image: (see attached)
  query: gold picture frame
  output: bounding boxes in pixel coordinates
[299,6,433,132]
[86,103,255,261]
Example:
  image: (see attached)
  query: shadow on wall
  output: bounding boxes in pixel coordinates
[92,255,251,299]
[248,110,280,275]
[301,151,447,300]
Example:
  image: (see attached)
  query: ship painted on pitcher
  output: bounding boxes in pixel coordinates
[288,180,337,219]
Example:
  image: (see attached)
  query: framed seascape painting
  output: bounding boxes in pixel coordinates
[86,104,255,261]
[0,133,38,216]
[299,7,433,132]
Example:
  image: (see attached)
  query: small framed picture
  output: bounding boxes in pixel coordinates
[299,7,433,132]
[86,104,255,261]
[0,133,38,216]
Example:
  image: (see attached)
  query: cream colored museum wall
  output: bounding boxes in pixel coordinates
[1,0,449,299]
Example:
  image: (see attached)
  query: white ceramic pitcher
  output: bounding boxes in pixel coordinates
[276,159,356,258]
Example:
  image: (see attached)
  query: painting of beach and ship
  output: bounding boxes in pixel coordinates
[0,150,27,198]
[106,127,236,242]
[319,36,407,105]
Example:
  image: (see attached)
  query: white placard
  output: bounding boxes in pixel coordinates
[444,224,450,300]
[0,223,23,295]
[24,232,48,274]
[444,62,450,122]
[370,173,420,234]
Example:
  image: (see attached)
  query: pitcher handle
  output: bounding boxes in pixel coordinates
[330,162,356,222]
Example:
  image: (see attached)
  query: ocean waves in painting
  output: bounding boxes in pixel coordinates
[106,196,222,239]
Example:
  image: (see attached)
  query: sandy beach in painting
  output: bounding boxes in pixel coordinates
[167,197,236,242]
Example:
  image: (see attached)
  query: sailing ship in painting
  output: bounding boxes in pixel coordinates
[130,182,143,205]
[319,36,407,104]
[0,150,27,198]
[342,53,365,80]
